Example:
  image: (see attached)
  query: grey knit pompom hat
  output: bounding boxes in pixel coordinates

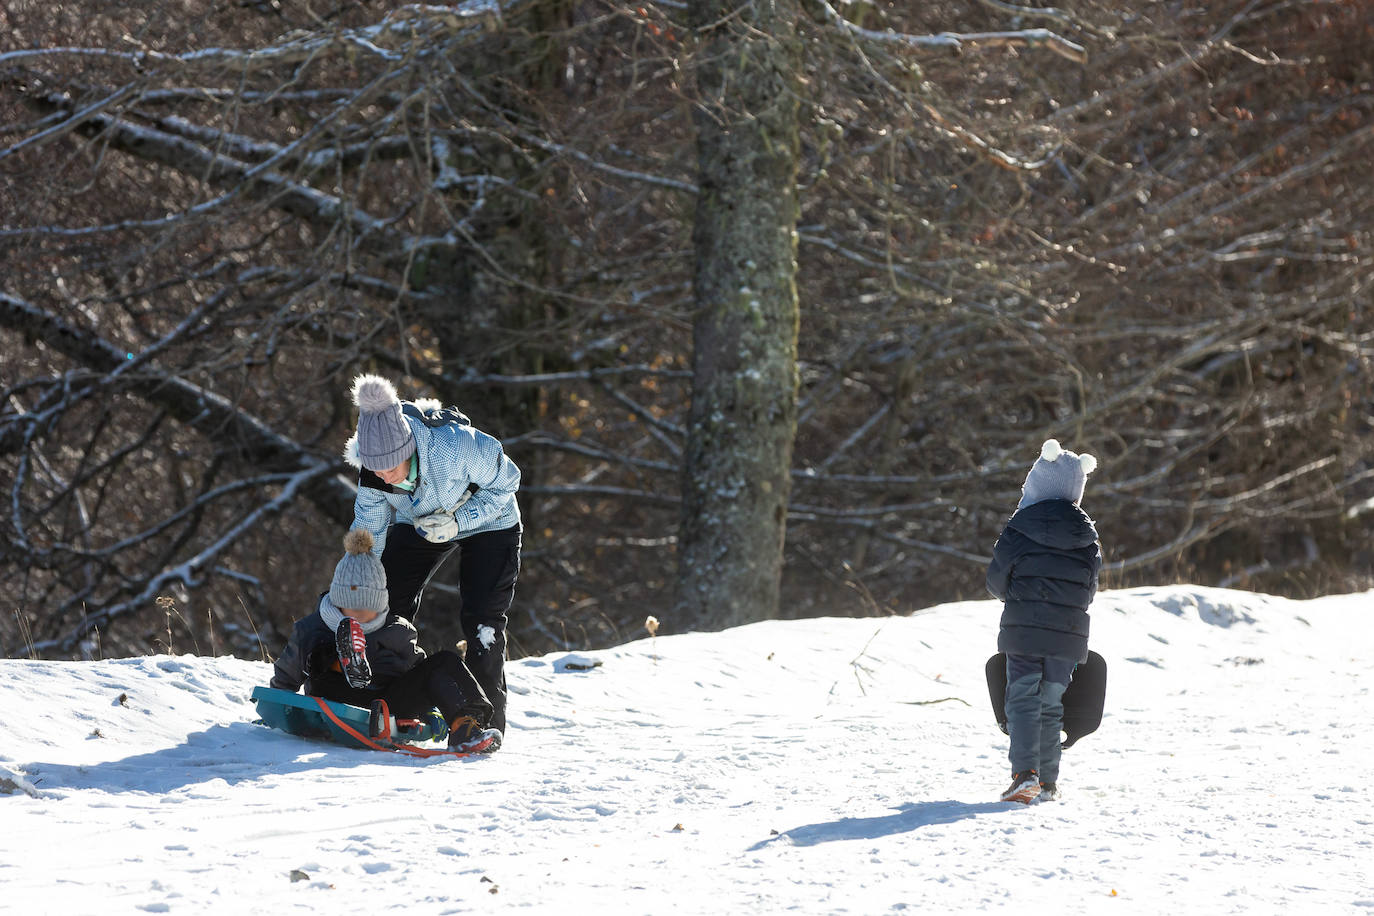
[1018,439,1098,509]
[351,374,415,471]
[329,528,389,616]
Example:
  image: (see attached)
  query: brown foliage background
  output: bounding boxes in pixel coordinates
[2,0,1372,660]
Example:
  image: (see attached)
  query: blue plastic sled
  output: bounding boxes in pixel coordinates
[250,686,443,750]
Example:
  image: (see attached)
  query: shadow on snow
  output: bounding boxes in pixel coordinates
[752,800,1014,849]
[15,720,454,796]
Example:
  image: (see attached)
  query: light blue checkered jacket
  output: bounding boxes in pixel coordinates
[345,407,521,556]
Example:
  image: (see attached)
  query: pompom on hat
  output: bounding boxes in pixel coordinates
[1018,439,1098,509]
[329,528,389,618]
[349,374,415,471]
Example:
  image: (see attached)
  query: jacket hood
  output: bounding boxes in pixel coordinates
[1006,499,1098,550]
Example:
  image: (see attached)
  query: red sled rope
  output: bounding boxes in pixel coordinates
[310,697,476,760]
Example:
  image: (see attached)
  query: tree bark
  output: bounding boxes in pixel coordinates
[678,0,801,630]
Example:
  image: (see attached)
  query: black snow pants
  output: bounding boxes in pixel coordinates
[380,523,521,733]
[307,649,493,728]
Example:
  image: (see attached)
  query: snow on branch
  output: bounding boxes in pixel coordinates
[149,113,416,174]
[880,27,1087,65]
[813,0,1088,64]
[0,82,145,165]
[0,1,506,73]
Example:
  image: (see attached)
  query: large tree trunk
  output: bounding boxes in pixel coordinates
[677,1,801,630]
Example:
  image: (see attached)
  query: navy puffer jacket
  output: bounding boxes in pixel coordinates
[270,594,426,694]
[986,499,1102,662]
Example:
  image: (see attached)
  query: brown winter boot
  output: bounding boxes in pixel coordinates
[448,714,502,754]
[1000,770,1041,804]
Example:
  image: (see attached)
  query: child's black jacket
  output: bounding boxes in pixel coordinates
[270,594,425,694]
[986,499,1101,663]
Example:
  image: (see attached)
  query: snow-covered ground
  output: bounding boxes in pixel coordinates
[2,586,1371,914]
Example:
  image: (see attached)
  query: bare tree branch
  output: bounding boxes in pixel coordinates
[0,290,356,523]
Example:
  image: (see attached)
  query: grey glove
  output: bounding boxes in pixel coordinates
[413,489,476,543]
[415,511,459,543]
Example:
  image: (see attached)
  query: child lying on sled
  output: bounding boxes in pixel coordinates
[269,528,502,753]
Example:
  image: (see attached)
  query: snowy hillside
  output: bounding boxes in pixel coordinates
[1,587,1371,914]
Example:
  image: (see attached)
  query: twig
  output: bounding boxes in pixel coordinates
[236,596,270,663]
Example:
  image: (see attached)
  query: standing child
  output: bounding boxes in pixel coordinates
[986,439,1101,803]
[270,528,502,753]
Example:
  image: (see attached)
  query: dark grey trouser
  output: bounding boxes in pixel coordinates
[1005,654,1077,783]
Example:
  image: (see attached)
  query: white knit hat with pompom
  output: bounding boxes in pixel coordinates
[1018,439,1098,509]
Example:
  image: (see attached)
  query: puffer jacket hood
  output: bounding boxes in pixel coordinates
[1005,499,1098,551]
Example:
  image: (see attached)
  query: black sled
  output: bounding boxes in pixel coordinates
[985,651,1107,749]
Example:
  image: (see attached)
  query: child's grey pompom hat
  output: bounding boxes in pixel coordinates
[329,528,389,618]
[350,374,415,471]
[1018,439,1098,509]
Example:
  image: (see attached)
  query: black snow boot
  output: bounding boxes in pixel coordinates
[335,618,372,689]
